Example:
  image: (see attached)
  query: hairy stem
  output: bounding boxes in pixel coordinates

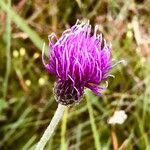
[35,104,66,150]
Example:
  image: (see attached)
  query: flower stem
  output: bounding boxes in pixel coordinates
[35,104,66,150]
[60,107,68,150]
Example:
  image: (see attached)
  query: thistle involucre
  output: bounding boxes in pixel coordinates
[42,20,112,105]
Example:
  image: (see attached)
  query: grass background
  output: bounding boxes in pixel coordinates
[0,0,150,149]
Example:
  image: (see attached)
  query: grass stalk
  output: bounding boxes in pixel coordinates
[3,0,11,99]
[86,90,101,150]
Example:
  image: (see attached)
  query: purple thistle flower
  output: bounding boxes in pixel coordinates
[42,20,112,106]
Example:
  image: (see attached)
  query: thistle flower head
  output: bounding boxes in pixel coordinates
[43,20,112,105]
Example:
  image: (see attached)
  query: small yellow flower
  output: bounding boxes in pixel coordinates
[33,53,40,59]
[126,31,133,38]
[38,77,45,86]
[13,50,19,58]
[25,79,31,86]
[19,47,26,56]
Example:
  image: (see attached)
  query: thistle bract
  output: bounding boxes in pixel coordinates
[43,20,112,105]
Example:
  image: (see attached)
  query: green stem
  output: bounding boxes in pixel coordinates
[86,90,101,150]
[3,0,11,99]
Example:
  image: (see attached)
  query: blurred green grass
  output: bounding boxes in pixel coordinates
[0,0,150,149]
